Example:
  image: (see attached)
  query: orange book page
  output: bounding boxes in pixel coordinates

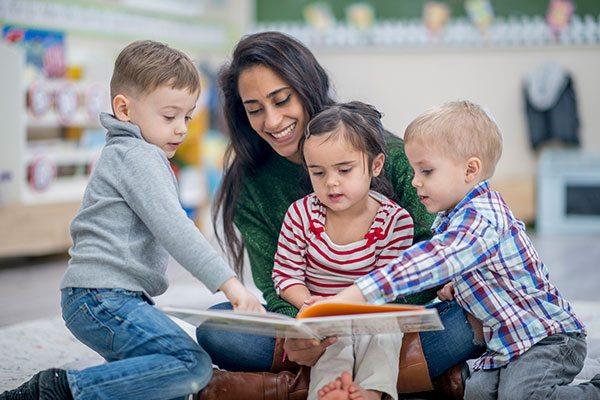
[297,301,425,319]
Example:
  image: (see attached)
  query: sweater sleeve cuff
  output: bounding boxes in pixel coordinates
[191,255,236,293]
[355,275,390,305]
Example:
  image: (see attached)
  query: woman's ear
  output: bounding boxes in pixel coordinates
[465,156,482,183]
[112,94,131,122]
[371,153,385,177]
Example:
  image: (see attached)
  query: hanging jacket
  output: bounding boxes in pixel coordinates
[523,61,580,150]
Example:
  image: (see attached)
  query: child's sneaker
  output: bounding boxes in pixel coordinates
[0,368,72,400]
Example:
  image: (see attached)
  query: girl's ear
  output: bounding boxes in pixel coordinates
[465,156,482,183]
[371,153,385,177]
[113,94,131,122]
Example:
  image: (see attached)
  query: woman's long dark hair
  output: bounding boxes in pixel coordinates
[214,31,336,273]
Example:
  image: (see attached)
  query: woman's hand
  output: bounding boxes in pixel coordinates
[283,336,337,366]
[437,282,455,301]
[220,277,266,314]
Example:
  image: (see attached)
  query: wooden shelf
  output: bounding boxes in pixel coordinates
[0,202,80,257]
[22,176,89,205]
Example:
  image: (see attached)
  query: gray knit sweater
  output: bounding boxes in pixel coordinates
[60,113,235,297]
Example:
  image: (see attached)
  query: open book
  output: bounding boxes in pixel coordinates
[162,302,443,340]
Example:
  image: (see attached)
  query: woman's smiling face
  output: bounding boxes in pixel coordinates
[237,65,309,163]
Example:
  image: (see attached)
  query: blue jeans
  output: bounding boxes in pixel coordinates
[61,288,213,400]
[196,300,484,377]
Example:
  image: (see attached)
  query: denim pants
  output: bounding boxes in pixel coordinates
[61,288,213,400]
[196,300,484,377]
[464,332,600,400]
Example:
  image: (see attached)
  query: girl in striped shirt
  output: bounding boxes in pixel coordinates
[272,102,413,400]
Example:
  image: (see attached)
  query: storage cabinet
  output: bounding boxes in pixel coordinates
[0,43,109,257]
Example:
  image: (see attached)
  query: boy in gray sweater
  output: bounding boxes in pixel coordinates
[1,40,263,400]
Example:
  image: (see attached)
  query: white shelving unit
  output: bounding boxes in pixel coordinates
[0,43,106,257]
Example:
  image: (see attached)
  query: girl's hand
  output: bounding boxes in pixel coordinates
[299,295,323,312]
[220,277,266,314]
[437,282,455,301]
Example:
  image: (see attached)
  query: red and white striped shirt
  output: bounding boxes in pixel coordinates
[272,191,414,297]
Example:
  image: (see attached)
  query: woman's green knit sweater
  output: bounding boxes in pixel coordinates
[234,134,437,317]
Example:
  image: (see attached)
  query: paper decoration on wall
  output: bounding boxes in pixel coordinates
[55,83,79,124]
[303,2,335,31]
[85,84,108,120]
[27,81,52,118]
[423,2,451,36]
[28,157,56,192]
[1,25,66,78]
[547,0,574,37]
[465,0,494,33]
[346,2,375,30]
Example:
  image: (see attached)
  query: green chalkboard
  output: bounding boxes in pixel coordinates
[256,0,600,23]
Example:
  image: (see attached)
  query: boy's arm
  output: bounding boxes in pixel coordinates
[120,147,235,293]
[353,207,501,304]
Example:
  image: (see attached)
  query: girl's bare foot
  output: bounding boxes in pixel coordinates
[317,371,351,400]
[348,382,382,400]
[317,372,382,400]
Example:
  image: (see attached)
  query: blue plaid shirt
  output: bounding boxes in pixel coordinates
[356,181,584,369]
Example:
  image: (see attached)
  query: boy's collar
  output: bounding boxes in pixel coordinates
[432,180,490,232]
[99,112,143,140]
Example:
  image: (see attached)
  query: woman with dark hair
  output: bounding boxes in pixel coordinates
[196,31,484,400]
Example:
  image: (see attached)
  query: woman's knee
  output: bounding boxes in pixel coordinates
[195,302,233,350]
[196,324,213,347]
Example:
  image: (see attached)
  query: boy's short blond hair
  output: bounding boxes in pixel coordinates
[110,40,200,101]
[404,100,503,178]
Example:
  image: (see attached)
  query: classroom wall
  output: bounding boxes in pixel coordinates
[316,45,600,219]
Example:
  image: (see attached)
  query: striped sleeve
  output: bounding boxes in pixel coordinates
[377,207,414,265]
[272,201,308,294]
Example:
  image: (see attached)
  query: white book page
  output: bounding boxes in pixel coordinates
[161,307,319,339]
[300,309,443,339]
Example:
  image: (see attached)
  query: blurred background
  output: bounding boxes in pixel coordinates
[0,0,599,389]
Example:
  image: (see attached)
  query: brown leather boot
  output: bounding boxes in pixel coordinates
[432,362,470,400]
[271,338,301,373]
[195,367,309,400]
[397,332,434,393]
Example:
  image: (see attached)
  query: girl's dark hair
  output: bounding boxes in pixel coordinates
[299,102,394,198]
[214,31,336,273]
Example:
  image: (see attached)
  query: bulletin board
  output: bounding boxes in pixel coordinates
[256,0,600,22]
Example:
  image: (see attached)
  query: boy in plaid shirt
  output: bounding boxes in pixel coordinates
[323,101,600,400]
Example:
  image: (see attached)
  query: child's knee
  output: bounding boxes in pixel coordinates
[464,371,497,400]
[181,347,214,388]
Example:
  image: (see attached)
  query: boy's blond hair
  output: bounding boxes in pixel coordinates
[404,100,503,178]
[110,40,200,101]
